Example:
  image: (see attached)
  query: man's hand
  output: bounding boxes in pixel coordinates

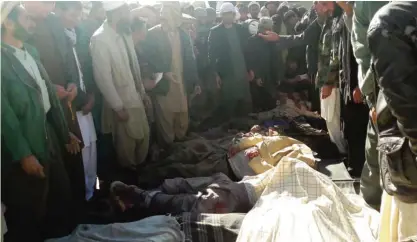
[256,78,263,86]
[248,70,255,81]
[370,107,377,125]
[116,109,129,122]
[66,133,81,155]
[336,1,353,16]
[143,78,157,90]
[321,85,334,99]
[142,95,151,108]
[66,83,78,102]
[353,87,363,104]
[21,155,45,178]
[215,74,222,89]
[56,85,69,100]
[194,85,202,95]
[258,31,279,42]
[82,94,95,115]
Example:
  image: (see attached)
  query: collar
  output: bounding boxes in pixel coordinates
[1,42,26,54]
[103,20,124,40]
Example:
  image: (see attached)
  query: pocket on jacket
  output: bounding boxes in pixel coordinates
[377,136,417,188]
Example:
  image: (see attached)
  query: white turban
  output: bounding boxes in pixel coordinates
[103,1,125,12]
[219,2,236,14]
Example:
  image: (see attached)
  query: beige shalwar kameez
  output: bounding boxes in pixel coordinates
[155,4,189,145]
[90,21,150,169]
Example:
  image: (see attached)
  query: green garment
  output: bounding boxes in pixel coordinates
[351,1,388,107]
[223,26,250,102]
[1,43,70,166]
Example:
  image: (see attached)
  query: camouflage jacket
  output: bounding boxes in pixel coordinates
[368,1,417,203]
[316,16,344,89]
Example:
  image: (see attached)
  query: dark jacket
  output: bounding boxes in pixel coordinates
[208,23,250,79]
[368,1,417,203]
[142,25,199,96]
[29,14,84,140]
[1,43,70,169]
[245,35,280,93]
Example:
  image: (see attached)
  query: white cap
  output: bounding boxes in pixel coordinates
[219,2,236,14]
[103,1,125,12]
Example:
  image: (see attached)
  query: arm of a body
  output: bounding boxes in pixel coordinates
[369,20,417,154]
[1,88,32,161]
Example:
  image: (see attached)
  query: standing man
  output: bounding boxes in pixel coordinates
[142,2,200,146]
[208,2,252,122]
[248,2,261,20]
[351,1,387,209]
[90,2,150,169]
[368,2,417,240]
[25,0,87,213]
[1,3,79,241]
[54,1,98,201]
[314,1,348,155]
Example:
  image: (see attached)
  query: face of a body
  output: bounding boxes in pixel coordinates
[56,5,82,29]
[3,5,35,41]
[314,1,335,17]
[249,5,260,19]
[23,1,55,20]
[221,12,235,25]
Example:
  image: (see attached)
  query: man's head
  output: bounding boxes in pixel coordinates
[1,4,34,42]
[131,6,159,29]
[55,1,82,29]
[283,10,298,29]
[160,2,182,30]
[265,1,278,16]
[194,7,207,24]
[248,2,260,19]
[220,2,236,25]
[104,2,131,34]
[314,1,335,17]
[206,7,216,24]
[89,1,106,23]
[236,3,248,21]
[258,17,273,33]
[131,17,147,44]
[22,1,55,20]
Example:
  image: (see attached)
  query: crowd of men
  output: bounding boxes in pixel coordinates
[1,1,417,241]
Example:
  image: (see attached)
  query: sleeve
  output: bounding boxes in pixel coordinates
[1,87,32,161]
[208,28,220,74]
[276,20,321,50]
[90,39,124,111]
[368,21,417,154]
[245,38,259,78]
[184,32,199,87]
[351,2,374,97]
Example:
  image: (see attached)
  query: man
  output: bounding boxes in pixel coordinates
[283,10,299,35]
[25,0,87,214]
[368,2,417,240]
[351,1,387,208]
[264,1,278,16]
[1,3,79,241]
[237,3,249,23]
[206,7,217,25]
[90,2,150,169]
[142,2,200,146]
[76,1,106,132]
[245,17,278,112]
[313,1,348,155]
[208,2,252,122]
[248,1,260,20]
[54,1,98,201]
[131,5,160,29]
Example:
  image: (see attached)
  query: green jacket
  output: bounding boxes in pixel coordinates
[351,1,388,107]
[1,43,70,167]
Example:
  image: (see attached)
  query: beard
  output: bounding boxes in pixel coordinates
[116,19,131,34]
[13,22,31,42]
